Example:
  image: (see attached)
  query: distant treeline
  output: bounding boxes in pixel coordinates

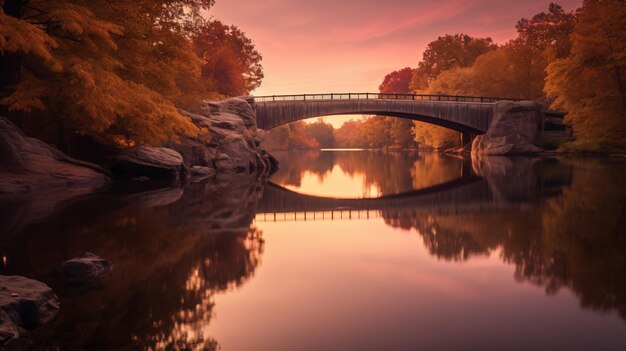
[260,117,417,150]
[263,1,626,152]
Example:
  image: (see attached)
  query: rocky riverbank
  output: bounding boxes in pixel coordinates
[0,97,277,218]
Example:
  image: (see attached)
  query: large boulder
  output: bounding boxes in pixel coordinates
[0,117,110,243]
[111,146,187,181]
[171,97,275,175]
[0,117,109,196]
[0,276,59,347]
[58,252,113,285]
[472,101,544,156]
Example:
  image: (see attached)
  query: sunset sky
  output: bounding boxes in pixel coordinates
[211,0,581,95]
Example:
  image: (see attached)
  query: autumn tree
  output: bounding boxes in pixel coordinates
[407,34,495,148]
[193,20,263,97]
[335,119,366,148]
[0,0,263,149]
[409,34,496,91]
[545,0,626,146]
[516,3,576,61]
[379,67,413,94]
[428,39,548,100]
[378,67,416,148]
[305,118,335,148]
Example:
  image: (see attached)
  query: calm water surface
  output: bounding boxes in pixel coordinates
[1,150,625,350]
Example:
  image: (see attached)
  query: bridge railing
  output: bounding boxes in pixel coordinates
[252,93,522,103]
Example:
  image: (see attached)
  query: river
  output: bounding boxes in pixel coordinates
[1,150,625,350]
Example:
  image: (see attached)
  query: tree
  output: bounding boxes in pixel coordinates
[516,2,576,61]
[0,0,215,147]
[0,0,264,149]
[379,67,413,94]
[378,67,416,148]
[306,118,335,148]
[409,34,496,91]
[428,40,548,100]
[408,34,495,148]
[335,119,366,148]
[193,20,263,97]
[545,0,626,144]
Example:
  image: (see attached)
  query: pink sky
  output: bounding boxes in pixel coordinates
[210,0,581,126]
[210,0,581,94]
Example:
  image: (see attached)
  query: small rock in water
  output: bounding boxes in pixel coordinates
[0,276,59,347]
[58,252,113,284]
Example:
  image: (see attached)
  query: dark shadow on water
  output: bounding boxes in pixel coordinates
[0,173,267,350]
[1,154,625,350]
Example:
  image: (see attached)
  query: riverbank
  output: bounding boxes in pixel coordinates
[0,97,278,199]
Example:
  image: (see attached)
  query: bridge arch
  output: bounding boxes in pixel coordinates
[252,94,500,134]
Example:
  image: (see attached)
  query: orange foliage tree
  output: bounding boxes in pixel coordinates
[545,0,626,147]
[0,0,263,148]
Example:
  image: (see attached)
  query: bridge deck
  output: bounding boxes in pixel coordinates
[252,93,504,132]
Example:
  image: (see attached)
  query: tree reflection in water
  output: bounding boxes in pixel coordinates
[0,173,267,350]
[382,158,626,320]
[271,150,464,196]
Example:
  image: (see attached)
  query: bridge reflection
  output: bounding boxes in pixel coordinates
[256,157,574,222]
[255,176,513,222]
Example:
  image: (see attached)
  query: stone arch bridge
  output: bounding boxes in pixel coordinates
[251,93,559,144]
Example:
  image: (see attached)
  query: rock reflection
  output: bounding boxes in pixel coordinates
[382,158,626,320]
[0,173,267,350]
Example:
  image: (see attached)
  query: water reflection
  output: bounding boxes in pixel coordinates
[262,154,626,323]
[0,173,266,350]
[1,153,625,349]
[270,150,465,198]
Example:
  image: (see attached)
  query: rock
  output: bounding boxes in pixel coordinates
[58,252,113,284]
[112,146,187,181]
[0,276,59,347]
[124,188,184,208]
[0,310,22,347]
[0,117,110,243]
[189,165,216,181]
[472,156,555,203]
[172,97,276,175]
[0,117,109,196]
[472,101,544,156]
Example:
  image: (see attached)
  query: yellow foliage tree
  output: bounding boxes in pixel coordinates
[545,0,626,145]
[428,39,548,100]
[0,1,211,147]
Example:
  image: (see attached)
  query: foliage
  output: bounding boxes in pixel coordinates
[407,34,495,148]
[0,0,263,148]
[260,120,326,150]
[545,0,626,144]
[305,118,335,148]
[427,39,548,99]
[334,117,416,149]
[408,4,577,148]
[377,67,416,148]
[516,2,576,61]
[193,20,263,97]
[409,34,496,91]
[411,122,460,149]
[379,67,413,94]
